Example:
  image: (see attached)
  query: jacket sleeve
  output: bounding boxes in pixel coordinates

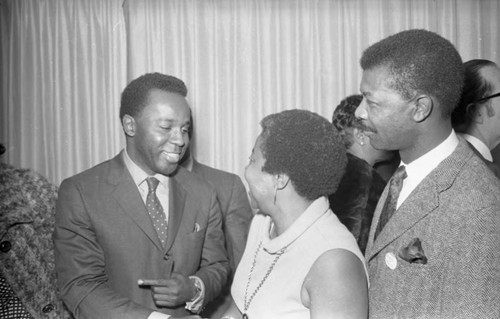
[223,176,253,273]
[192,188,231,306]
[53,178,152,319]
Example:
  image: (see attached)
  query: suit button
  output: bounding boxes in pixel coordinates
[42,303,54,313]
[0,241,11,253]
[163,254,169,260]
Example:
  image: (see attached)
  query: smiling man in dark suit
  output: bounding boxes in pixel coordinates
[356,29,500,318]
[54,73,229,319]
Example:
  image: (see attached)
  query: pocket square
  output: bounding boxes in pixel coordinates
[399,237,428,264]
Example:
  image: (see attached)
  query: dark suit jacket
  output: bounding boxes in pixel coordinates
[190,160,252,318]
[53,152,229,319]
[191,160,252,273]
[366,138,500,318]
[329,153,387,254]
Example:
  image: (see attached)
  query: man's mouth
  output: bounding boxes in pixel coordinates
[162,151,181,163]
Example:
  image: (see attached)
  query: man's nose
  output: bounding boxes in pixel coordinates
[170,128,185,145]
[355,98,368,120]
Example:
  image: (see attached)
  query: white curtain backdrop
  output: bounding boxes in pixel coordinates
[1,0,499,186]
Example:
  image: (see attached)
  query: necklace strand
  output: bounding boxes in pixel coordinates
[243,241,287,317]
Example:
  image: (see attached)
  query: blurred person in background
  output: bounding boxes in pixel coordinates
[329,94,395,254]
[452,59,500,178]
[180,118,253,318]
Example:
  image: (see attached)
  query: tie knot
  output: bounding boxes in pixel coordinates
[146,177,160,192]
[393,165,407,182]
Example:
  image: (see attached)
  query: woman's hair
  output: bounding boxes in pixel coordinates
[332,94,364,148]
[259,109,347,201]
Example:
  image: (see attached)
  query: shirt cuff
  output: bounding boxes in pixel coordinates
[185,276,205,313]
[148,312,171,319]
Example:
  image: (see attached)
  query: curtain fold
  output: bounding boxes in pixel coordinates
[1,0,127,184]
[1,0,499,186]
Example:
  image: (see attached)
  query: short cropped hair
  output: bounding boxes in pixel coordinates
[360,29,464,117]
[332,94,364,148]
[259,109,347,201]
[120,73,188,120]
[451,59,497,131]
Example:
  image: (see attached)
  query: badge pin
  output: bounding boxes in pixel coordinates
[385,252,397,270]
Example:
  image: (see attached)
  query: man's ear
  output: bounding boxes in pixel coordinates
[485,103,495,118]
[275,173,290,190]
[412,95,432,123]
[473,103,495,124]
[122,115,136,137]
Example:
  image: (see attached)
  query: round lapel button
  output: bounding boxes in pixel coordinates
[385,252,397,270]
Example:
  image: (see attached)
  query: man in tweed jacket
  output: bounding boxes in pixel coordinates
[355,29,500,318]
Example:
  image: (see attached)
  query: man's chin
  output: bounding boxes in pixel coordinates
[159,163,179,176]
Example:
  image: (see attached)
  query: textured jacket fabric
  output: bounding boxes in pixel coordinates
[0,163,72,319]
[329,153,387,254]
[53,152,229,319]
[366,139,500,319]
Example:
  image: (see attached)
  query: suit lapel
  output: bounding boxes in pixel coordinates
[367,139,474,261]
[109,152,164,251]
[366,179,439,261]
[164,172,186,253]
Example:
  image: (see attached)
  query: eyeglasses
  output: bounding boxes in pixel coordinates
[475,92,500,103]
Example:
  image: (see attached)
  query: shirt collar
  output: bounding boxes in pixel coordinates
[123,148,169,187]
[460,133,493,162]
[262,196,330,254]
[402,130,459,192]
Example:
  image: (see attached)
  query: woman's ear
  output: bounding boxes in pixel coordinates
[413,96,432,123]
[275,173,290,190]
[122,115,136,137]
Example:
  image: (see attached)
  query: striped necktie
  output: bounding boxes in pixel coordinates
[374,166,407,240]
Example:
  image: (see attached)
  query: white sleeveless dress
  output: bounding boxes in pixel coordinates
[231,196,368,319]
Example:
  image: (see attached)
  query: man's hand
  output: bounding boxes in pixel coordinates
[138,273,197,307]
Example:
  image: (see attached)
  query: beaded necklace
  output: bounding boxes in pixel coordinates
[242,241,287,319]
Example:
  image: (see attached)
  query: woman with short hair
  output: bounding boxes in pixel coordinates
[222,109,368,319]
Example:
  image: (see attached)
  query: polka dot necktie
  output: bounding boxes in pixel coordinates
[145,177,168,247]
[374,165,407,240]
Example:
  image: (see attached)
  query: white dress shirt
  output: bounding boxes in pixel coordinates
[396,130,459,208]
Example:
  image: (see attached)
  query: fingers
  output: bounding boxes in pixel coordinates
[137,279,171,286]
[152,293,178,307]
[138,274,193,307]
